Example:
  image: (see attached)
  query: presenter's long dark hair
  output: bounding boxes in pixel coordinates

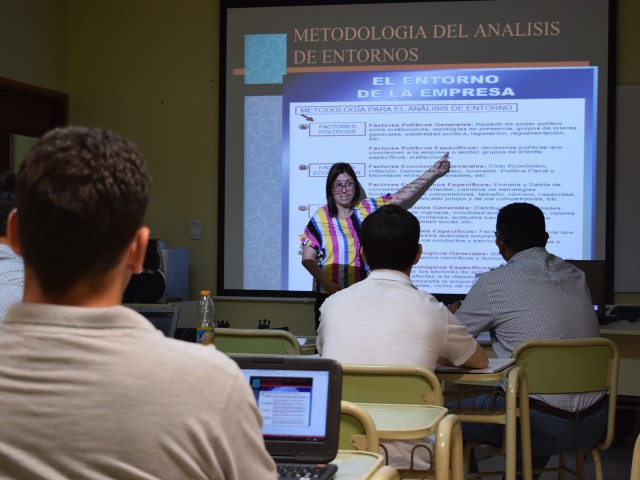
[325,162,362,218]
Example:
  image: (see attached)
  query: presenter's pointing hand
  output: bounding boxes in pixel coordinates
[431,152,450,177]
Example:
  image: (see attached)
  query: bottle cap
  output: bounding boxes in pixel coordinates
[200,290,211,295]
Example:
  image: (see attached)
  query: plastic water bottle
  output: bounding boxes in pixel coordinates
[196,290,216,345]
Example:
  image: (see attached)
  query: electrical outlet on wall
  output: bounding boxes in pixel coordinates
[189,220,202,240]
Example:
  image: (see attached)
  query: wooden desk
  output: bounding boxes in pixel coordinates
[332,450,386,480]
[356,403,463,480]
[436,365,532,480]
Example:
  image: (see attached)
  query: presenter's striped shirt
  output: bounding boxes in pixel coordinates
[300,195,392,293]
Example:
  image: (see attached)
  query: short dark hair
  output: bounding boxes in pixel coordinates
[325,162,361,217]
[0,172,16,237]
[496,202,547,252]
[16,126,151,295]
[360,205,420,271]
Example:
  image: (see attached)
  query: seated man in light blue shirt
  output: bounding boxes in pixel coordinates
[453,202,604,474]
[0,172,23,318]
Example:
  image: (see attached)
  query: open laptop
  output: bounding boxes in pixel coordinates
[125,304,180,338]
[231,355,342,480]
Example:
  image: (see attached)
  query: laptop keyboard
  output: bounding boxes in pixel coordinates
[277,462,337,479]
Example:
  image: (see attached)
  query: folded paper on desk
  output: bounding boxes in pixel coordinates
[435,357,515,374]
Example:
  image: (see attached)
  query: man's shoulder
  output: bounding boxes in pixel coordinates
[152,336,242,373]
[320,277,378,318]
[504,249,584,280]
[89,309,247,388]
[0,244,23,268]
[132,337,254,407]
[330,270,412,296]
[477,248,552,279]
[326,271,435,312]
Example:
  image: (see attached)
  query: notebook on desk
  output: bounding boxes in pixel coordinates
[230,355,342,480]
[435,357,515,374]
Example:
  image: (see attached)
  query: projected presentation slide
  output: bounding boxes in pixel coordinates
[284,67,596,292]
[221,0,611,297]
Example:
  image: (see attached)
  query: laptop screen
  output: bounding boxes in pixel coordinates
[231,355,342,463]
[243,368,330,442]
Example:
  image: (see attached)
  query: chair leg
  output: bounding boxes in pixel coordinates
[435,414,464,480]
[558,452,567,480]
[575,450,585,479]
[380,443,390,465]
[463,443,473,476]
[591,448,604,480]
[450,420,464,480]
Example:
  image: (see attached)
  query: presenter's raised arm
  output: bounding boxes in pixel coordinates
[390,152,450,209]
[301,245,342,294]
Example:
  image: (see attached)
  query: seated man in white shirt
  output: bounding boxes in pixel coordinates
[318,204,488,470]
[0,126,277,479]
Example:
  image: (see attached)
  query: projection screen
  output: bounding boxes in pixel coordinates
[218,0,614,300]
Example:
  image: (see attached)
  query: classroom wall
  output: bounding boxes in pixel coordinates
[0,0,67,90]
[616,0,640,83]
[1,0,639,333]
[613,0,640,307]
[64,0,315,334]
[66,0,219,301]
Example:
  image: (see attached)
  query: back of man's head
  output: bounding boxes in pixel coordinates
[360,204,420,271]
[496,202,547,253]
[16,126,151,296]
[0,172,16,237]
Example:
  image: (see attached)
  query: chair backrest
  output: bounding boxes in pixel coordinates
[341,364,444,406]
[512,337,619,449]
[214,328,301,355]
[339,400,380,453]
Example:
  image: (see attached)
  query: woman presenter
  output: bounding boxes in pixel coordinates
[300,152,450,330]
